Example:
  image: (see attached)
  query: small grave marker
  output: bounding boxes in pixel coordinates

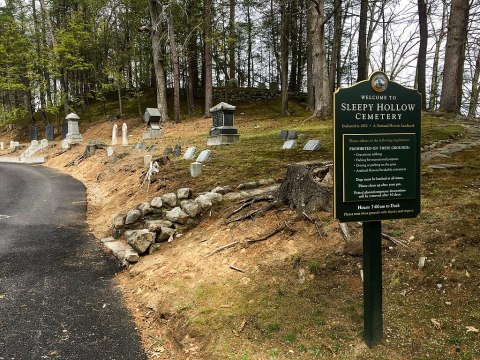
[40,139,48,147]
[190,162,202,177]
[196,149,212,163]
[107,146,114,157]
[282,140,297,149]
[61,123,68,139]
[279,130,288,139]
[29,126,38,141]
[144,154,152,166]
[183,147,197,159]
[287,130,298,139]
[303,140,321,151]
[173,144,181,157]
[112,124,118,145]
[122,123,128,146]
[61,140,70,150]
[0,142,4,150]
[163,147,172,155]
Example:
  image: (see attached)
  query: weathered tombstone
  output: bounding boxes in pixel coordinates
[65,113,83,144]
[122,123,128,146]
[144,154,152,166]
[207,102,240,146]
[10,141,14,149]
[0,142,4,150]
[143,108,163,139]
[163,147,173,156]
[190,162,202,177]
[13,141,20,150]
[183,147,197,159]
[334,71,421,348]
[111,124,118,145]
[29,126,38,141]
[172,144,181,157]
[303,140,321,151]
[61,123,68,139]
[46,124,54,141]
[40,139,48,147]
[282,140,297,149]
[279,130,288,139]
[196,149,212,163]
[134,142,147,151]
[287,130,298,139]
[61,140,70,150]
[107,146,114,157]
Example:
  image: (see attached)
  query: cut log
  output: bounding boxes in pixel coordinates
[276,161,333,215]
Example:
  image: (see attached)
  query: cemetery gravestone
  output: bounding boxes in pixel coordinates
[286,130,298,139]
[112,124,118,145]
[207,102,240,145]
[303,140,321,151]
[0,142,4,150]
[143,108,163,139]
[122,123,128,146]
[282,140,297,149]
[29,126,38,141]
[163,147,173,156]
[196,149,212,163]
[183,147,197,159]
[46,124,54,141]
[61,140,70,150]
[190,162,202,177]
[62,123,68,139]
[40,139,48,147]
[279,130,288,139]
[65,113,83,144]
[107,146,114,157]
[144,154,152,166]
[173,145,181,157]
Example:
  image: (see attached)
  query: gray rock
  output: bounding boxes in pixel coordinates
[101,237,116,243]
[112,214,126,228]
[125,229,156,254]
[204,192,223,206]
[150,197,163,209]
[195,194,212,211]
[157,226,176,242]
[164,207,189,224]
[177,188,192,200]
[137,202,153,216]
[181,200,202,218]
[145,219,174,232]
[211,186,226,194]
[148,243,162,254]
[103,240,139,263]
[125,209,142,225]
[161,192,178,207]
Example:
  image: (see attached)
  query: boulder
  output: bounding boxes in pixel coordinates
[137,202,153,216]
[151,197,163,209]
[148,243,162,254]
[177,188,192,200]
[204,192,223,206]
[112,214,126,239]
[125,229,156,254]
[103,239,140,263]
[157,226,176,242]
[164,207,189,224]
[145,219,174,232]
[161,193,178,207]
[195,194,212,211]
[180,200,202,218]
[125,209,142,225]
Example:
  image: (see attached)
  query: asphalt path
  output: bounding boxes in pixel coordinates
[0,164,146,360]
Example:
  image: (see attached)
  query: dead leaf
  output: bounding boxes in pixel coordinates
[431,318,441,329]
[466,326,479,333]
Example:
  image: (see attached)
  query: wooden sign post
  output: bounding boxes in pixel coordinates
[333,72,421,347]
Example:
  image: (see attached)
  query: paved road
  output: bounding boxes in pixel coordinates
[0,164,146,360]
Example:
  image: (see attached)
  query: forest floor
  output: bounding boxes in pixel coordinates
[1,99,479,359]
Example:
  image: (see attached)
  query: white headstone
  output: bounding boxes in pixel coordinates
[144,154,152,166]
[112,124,118,145]
[0,142,4,150]
[107,146,114,157]
[303,140,321,151]
[122,123,128,146]
[13,141,20,149]
[196,149,212,163]
[10,141,14,149]
[31,140,39,146]
[183,147,197,159]
[61,140,70,149]
[40,139,48,147]
[190,162,203,177]
[282,140,297,149]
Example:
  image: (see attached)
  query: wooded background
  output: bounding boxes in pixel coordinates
[0,0,479,125]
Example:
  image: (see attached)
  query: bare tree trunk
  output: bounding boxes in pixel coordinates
[428,0,448,110]
[468,48,480,118]
[416,0,428,111]
[246,3,253,87]
[280,1,290,115]
[306,0,314,111]
[439,0,470,114]
[288,0,298,92]
[204,0,213,118]
[329,0,342,92]
[149,0,169,121]
[228,0,235,81]
[168,0,181,123]
[357,0,368,82]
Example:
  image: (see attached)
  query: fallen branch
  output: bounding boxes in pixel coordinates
[226,195,274,219]
[229,265,245,273]
[205,241,239,258]
[225,208,261,224]
[244,222,295,244]
[65,143,106,167]
[302,212,326,238]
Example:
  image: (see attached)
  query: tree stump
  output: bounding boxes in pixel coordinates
[276,161,333,215]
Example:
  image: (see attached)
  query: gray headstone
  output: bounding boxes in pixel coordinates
[287,130,298,139]
[173,145,181,157]
[282,140,297,149]
[183,147,197,159]
[190,162,202,177]
[134,142,147,151]
[46,124,54,141]
[29,126,38,141]
[163,147,173,156]
[107,146,114,157]
[303,140,321,151]
[196,149,212,163]
[280,130,288,139]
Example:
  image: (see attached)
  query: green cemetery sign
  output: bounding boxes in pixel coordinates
[334,72,421,223]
